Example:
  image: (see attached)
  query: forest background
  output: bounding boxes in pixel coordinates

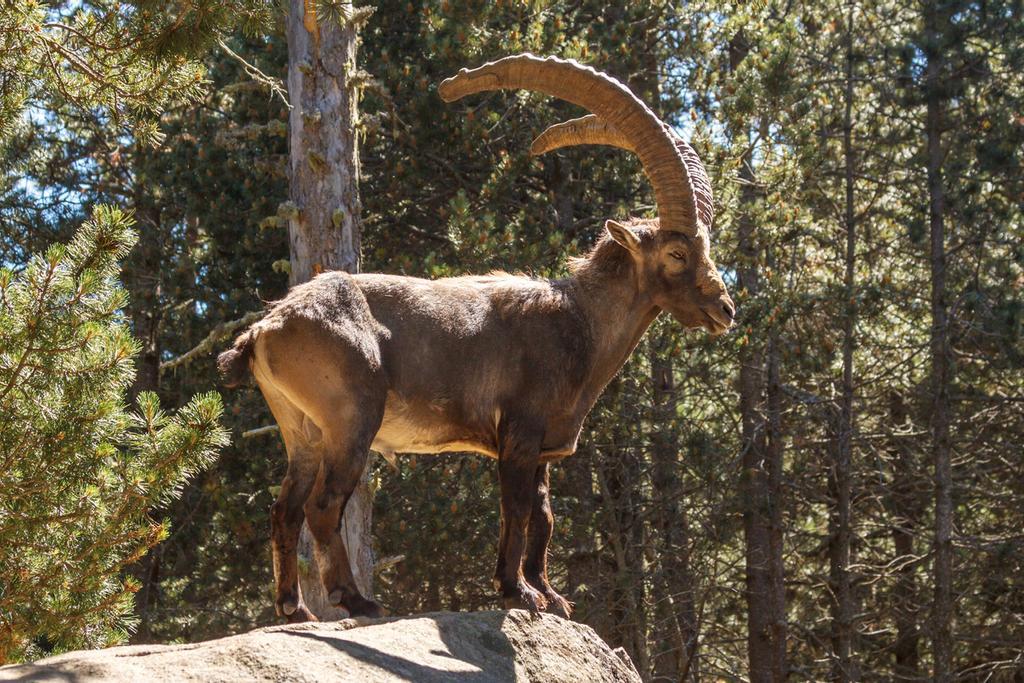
[1,0,1022,681]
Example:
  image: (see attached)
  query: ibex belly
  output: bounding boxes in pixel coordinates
[370,393,584,462]
[371,392,499,458]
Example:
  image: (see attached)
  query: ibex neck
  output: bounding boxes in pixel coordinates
[571,262,660,400]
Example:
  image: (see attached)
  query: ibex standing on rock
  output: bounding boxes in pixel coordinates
[219,54,734,622]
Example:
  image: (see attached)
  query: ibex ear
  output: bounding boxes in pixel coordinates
[606,220,641,256]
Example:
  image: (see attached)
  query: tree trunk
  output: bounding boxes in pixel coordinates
[829,6,859,678]
[546,154,575,237]
[923,2,954,679]
[126,203,164,406]
[610,460,649,676]
[285,0,372,618]
[648,330,700,681]
[765,326,787,682]
[887,391,921,680]
[126,199,165,642]
[733,31,786,682]
[597,383,650,676]
[736,146,786,683]
[563,440,606,636]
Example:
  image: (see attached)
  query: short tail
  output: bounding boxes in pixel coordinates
[217,329,256,388]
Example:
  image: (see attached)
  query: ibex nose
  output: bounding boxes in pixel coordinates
[721,299,736,324]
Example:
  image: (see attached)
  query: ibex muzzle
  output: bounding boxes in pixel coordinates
[219,54,732,621]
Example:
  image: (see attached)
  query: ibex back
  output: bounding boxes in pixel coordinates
[219,54,734,622]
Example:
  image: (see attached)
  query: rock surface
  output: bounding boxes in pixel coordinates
[0,610,641,682]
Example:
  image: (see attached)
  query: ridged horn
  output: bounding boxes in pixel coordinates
[439,54,702,236]
[531,114,715,231]
[529,115,633,156]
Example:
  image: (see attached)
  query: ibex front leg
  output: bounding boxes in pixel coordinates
[494,420,548,613]
[523,463,573,618]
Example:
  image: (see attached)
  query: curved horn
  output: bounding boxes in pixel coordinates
[438,54,702,236]
[529,115,634,156]
[531,114,715,231]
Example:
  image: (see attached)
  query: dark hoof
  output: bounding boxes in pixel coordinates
[328,588,384,618]
[502,580,548,614]
[544,591,574,619]
[524,575,573,619]
[277,595,299,617]
[285,604,318,624]
[348,598,385,619]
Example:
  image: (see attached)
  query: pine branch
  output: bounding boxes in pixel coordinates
[241,424,280,439]
[374,554,405,574]
[217,40,291,110]
[160,310,264,373]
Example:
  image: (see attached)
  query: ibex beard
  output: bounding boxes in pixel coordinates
[219,54,734,622]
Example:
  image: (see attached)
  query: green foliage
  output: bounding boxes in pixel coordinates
[0,1,274,146]
[0,207,228,663]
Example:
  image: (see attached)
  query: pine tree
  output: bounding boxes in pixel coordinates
[0,0,270,145]
[0,207,228,663]
[0,0,266,659]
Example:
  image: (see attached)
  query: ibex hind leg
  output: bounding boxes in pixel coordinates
[303,404,385,619]
[259,385,320,623]
[254,318,386,620]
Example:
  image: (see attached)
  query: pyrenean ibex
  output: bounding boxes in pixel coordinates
[219,54,734,622]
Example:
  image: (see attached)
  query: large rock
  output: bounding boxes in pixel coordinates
[0,610,641,682]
